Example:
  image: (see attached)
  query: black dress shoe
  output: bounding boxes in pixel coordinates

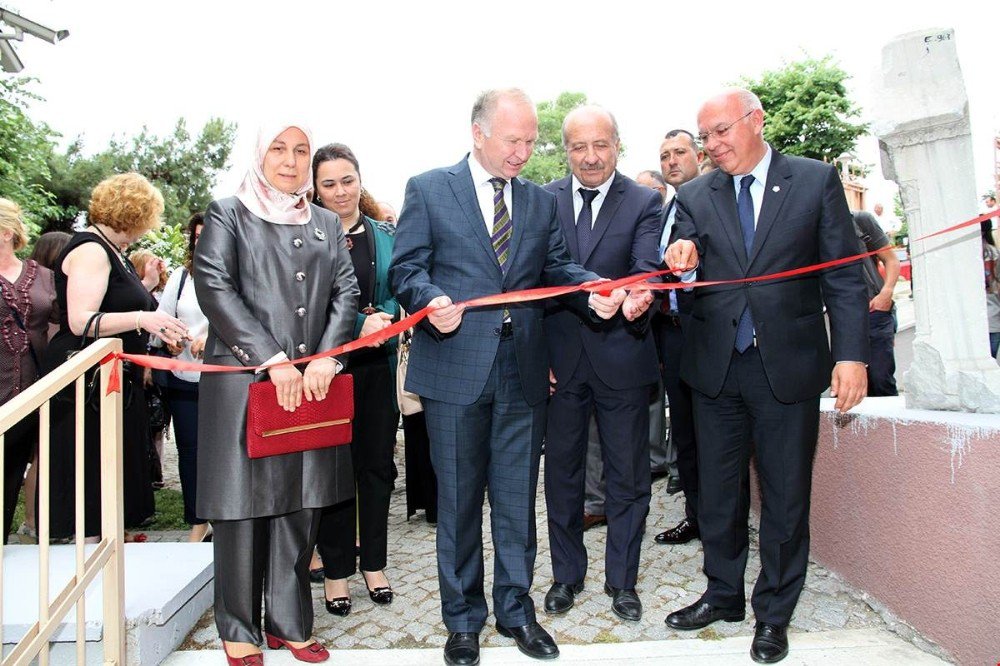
[324,596,351,616]
[544,582,583,615]
[362,571,393,605]
[665,475,682,495]
[665,599,744,630]
[496,621,559,660]
[443,632,479,666]
[603,583,642,621]
[654,519,700,545]
[309,567,325,584]
[750,622,788,663]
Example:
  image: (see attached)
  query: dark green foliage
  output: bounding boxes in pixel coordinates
[520,91,587,186]
[741,56,868,163]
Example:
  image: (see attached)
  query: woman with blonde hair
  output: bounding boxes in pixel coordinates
[195,124,358,664]
[41,173,188,541]
[0,198,58,542]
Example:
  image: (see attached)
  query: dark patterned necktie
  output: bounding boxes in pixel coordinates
[735,174,756,353]
[577,188,599,258]
[490,178,512,274]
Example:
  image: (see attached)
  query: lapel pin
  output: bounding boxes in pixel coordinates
[772,185,781,193]
[314,227,327,241]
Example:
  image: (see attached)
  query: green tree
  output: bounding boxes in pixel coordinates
[520,91,587,185]
[0,77,61,236]
[43,117,237,232]
[740,56,868,163]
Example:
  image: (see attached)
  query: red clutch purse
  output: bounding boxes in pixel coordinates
[245,375,354,459]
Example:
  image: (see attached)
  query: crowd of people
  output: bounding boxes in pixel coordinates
[1,84,995,666]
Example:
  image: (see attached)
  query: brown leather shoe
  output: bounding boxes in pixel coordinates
[582,513,606,530]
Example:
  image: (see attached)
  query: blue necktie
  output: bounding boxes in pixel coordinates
[734,174,755,353]
[577,188,599,258]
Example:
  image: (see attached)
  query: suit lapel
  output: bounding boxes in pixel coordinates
[448,159,501,274]
[748,150,793,269]
[708,169,748,272]
[505,177,530,283]
[553,178,579,260]
[582,171,624,265]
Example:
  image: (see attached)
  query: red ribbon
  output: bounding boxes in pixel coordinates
[102,208,998,393]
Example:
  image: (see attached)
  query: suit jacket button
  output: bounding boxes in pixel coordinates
[297,343,307,354]
[295,271,305,281]
[293,238,303,248]
[732,319,738,327]
[296,307,307,317]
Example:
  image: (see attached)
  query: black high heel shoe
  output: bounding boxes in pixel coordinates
[324,596,351,616]
[362,571,393,605]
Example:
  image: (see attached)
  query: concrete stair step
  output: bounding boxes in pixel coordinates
[3,543,213,665]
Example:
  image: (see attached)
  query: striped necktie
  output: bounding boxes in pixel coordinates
[490,178,512,273]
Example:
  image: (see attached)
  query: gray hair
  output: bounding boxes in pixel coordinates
[471,88,534,137]
[561,104,620,148]
[735,88,763,114]
[636,170,666,187]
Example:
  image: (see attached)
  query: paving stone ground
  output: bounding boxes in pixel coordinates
[169,429,946,661]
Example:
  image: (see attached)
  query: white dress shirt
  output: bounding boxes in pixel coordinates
[468,154,512,234]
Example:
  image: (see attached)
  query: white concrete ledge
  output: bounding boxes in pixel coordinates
[162,628,948,665]
[821,395,1000,429]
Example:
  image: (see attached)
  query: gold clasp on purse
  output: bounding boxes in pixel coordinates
[261,418,351,438]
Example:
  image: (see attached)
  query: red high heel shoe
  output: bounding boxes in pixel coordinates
[264,633,329,663]
[222,642,264,666]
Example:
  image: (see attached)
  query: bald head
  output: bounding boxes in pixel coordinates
[562,105,621,188]
[562,105,619,147]
[696,87,766,176]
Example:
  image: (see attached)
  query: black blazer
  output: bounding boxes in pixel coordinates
[543,172,663,390]
[671,150,868,403]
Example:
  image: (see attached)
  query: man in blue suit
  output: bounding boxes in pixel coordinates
[664,88,868,663]
[541,105,663,622]
[390,88,651,666]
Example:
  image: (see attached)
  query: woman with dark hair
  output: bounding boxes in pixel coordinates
[311,142,399,616]
[9,231,70,542]
[196,125,358,664]
[0,199,59,542]
[30,231,72,272]
[154,213,210,541]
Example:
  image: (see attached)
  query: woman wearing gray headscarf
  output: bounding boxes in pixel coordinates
[195,123,359,664]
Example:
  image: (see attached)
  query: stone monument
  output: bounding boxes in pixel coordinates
[872,27,1000,413]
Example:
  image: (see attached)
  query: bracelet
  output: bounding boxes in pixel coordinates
[135,311,142,334]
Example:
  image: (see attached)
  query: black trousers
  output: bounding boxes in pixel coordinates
[213,509,320,645]
[692,347,819,627]
[655,315,698,525]
[3,413,36,542]
[545,351,651,589]
[167,377,206,525]
[404,411,437,523]
[867,309,898,397]
[316,358,398,577]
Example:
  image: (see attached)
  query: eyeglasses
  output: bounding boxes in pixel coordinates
[697,110,753,144]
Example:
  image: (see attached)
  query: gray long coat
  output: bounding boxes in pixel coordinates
[194,197,360,520]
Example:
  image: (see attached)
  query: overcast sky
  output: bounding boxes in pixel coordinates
[9,0,999,217]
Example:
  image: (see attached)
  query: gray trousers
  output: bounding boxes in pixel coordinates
[212,509,320,644]
[584,386,668,514]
